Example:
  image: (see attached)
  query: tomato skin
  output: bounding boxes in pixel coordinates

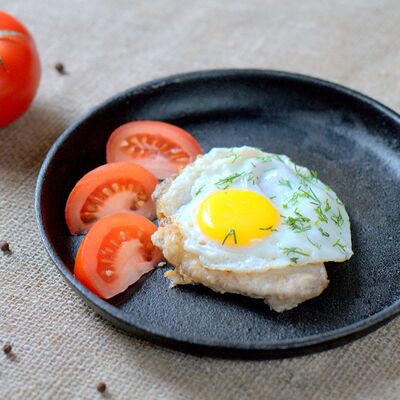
[106,120,203,179]
[0,10,41,127]
[74,236,103,297]
[74,213,162,299]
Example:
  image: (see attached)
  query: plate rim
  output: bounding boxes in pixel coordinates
[35,68,400,358]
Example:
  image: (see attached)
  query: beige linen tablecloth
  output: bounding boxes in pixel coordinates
[1,1,399,399]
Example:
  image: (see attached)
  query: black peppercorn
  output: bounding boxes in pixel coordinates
[55,62,67,75]
[0,240,11,253]
[96,382,106,393]
[3,342,12,354]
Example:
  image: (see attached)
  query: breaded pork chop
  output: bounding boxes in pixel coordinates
[151,177,329,312]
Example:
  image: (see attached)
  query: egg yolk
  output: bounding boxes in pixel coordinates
[197,189,280,246]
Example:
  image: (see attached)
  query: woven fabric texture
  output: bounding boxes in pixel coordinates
[0,0,399,399]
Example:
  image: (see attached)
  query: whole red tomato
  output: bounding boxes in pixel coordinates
[0,10,41,127]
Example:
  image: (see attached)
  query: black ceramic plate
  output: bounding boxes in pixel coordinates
[35,70,400,359]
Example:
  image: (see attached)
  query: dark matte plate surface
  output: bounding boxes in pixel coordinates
[35,70,400,358]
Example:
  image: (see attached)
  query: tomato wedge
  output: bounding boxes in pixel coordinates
[65,162,158,235]
[74,213,162,299]
[106,120,203,179]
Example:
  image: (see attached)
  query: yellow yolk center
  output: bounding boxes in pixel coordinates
[196,189,280,246]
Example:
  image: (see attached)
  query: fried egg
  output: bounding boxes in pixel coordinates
[152,146,353,310]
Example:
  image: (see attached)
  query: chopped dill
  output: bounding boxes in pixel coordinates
[274,154,284,162]
[315,204,328,223]
[287,188,301,206]
[215,172,245,189]
[284,209,311,233]
[278,178,292,189]
[215,171,259,189]
[195,185,205,196]
[331,209,344,227]
[222,228,237,245]
[225,149,240,163]
[295,165,317,185]
[324,199,331,212]
[269,195,277,200]
[259,226,277,232]
[282,247,310,257]
[333,239,346,253]
[298,186,320,205]
[290,257,299,264]
[256,155,273,163]
[307,235,321,249]
[246,172,258,185]
[336,197,344,206]
[318,227,330,237]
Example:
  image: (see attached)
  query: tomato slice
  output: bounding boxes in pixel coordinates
[74,213,162,299]
[106,120,203,179]
[65,162,158,235]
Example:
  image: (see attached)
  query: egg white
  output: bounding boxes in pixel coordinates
[159,146,353,272]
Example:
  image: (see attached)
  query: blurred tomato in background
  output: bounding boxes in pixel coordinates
[0,10,40,127]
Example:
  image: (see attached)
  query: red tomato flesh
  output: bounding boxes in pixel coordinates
[74,213,162,299]
[65,162,158,235]
[106,120,203,179]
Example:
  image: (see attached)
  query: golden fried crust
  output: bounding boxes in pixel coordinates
[151,212,329,312]
[152,177,175,219]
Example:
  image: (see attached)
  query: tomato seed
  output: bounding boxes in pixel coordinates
[102,187,112,196]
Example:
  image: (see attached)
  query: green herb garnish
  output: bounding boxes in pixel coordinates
[331,209,344,227]
[256,155,273,163]
[307,235,321,249]
[278,178,292,189]
[282,247,310,257]
[324,199,331,212]
[336,197,344,206]
[225,149,240,163]
[295,165,317,185]
[333,239,346,253]
[315,204,328,223]
[215,172,245,189]
[298,186,320,205]
[246,172,258,185]
[284,209,311,233]
[195,185,205,196]
[222,228,237,245]
[290,257,299,264]
[318,227,330,237]
[259,226,277,232]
